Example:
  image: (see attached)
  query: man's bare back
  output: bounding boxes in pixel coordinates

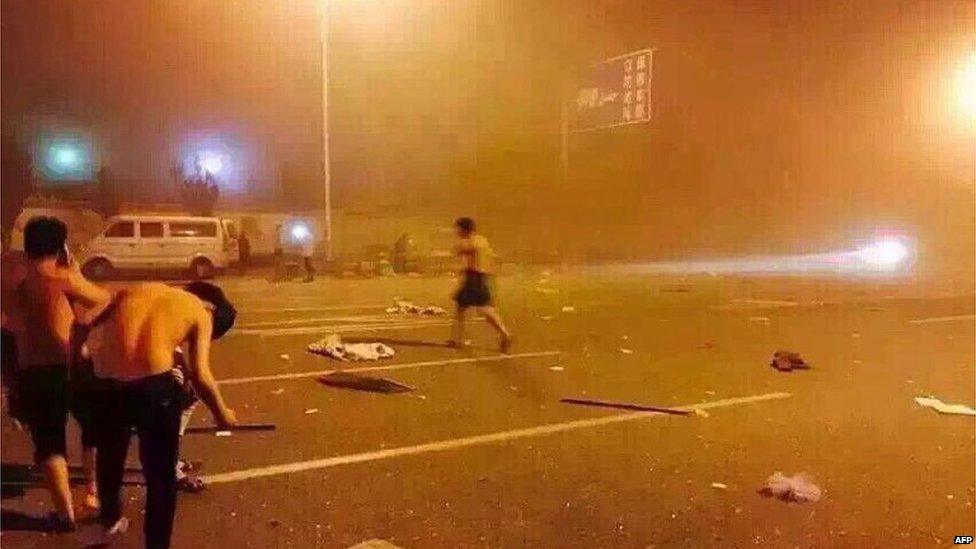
[88,283,208,381]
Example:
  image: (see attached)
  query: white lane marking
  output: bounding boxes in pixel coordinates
[347,541,403,549]
[217,351,562,386]
[234,320,450,337]
[711,299,799,311]
[908,314,976,325]
[202,392,791,485]
[238,306,389,314]
[238,315,398,328]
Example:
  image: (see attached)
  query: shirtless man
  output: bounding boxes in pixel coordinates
[449,217,513,352]
[0,217,110,531]
[84,281,238,548]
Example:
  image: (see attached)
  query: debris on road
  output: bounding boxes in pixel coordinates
[760,472,823,502]
[185,423,276,434]
[215,431,232,437]
[749,316,771,324]
[271,388,285,395]
[770,350,810,372]
[549,366,564,372]
[561,398,692,416]
[304,408,320,415]
[914,396,976,416]
[711,482,728,490]
[278,354,291,361]
[660,286,691,293]
[385,300,446,316]
[308,334,395,361]
[561,306,576,313]
[619,348,634,354]
[317,372,414,394]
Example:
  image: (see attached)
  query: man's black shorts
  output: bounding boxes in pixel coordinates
[18,364,98,463]
[454,270,493,308]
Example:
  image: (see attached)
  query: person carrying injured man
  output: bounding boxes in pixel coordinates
[448,217,513,352]
[80,281,238,548]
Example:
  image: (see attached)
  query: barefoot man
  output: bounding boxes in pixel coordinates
[449,217,513,352]
[1,217,110,532]
[82,281,238,548]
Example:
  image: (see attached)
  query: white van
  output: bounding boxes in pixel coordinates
[80,215,238,280]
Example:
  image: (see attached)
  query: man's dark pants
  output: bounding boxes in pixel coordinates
[94,372,182,549]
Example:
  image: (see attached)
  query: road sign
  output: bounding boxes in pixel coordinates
[574,48,653,132]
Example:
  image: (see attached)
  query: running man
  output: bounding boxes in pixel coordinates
[448,217,513,352]
[82,281,238,548]
[0,217,110,531]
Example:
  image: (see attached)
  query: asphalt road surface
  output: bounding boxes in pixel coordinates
[2,268,974,548]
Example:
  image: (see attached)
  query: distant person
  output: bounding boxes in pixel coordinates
[273,224,283,259]
[0,217,111,532]
[272,224,285,280]
[237,231,251,273]
[81,281,238,548]
[393,233,414,273]
[448,217,512,352]
[301,234,315,282]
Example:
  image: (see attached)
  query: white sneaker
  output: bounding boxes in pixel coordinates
[79,517,129,547]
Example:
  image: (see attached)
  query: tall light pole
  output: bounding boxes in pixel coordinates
[320,0,333,260]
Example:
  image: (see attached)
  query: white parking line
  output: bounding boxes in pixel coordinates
[201,392,791,485]
[908,314,976,325]
[217,350,562,385]
[234,320,451,337]
[237,315,399,329]
[238,305,389,314]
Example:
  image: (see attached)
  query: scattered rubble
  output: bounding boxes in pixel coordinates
[711,482,728,490]
[770,350,810,372]
[619,348,634,355]
[304,408,320,415]
[385,300,446,316]
[561,306,576,313]
[760,472,822,502]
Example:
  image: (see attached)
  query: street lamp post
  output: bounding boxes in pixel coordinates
[320,0,333,260]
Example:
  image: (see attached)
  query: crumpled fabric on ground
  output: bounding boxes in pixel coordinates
[761,472,823,502]
[914,396,976,416]
[385,300,446,316]
[307,334,395,361]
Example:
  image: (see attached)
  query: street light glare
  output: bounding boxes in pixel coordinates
[200,153,223,174]
[960,54,976,119]
[856,239,909,267]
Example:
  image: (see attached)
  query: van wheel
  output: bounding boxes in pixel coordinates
[82,258,114,281]
[190,258,215,280]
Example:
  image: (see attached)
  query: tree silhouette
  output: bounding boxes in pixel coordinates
[178,163,220,216]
